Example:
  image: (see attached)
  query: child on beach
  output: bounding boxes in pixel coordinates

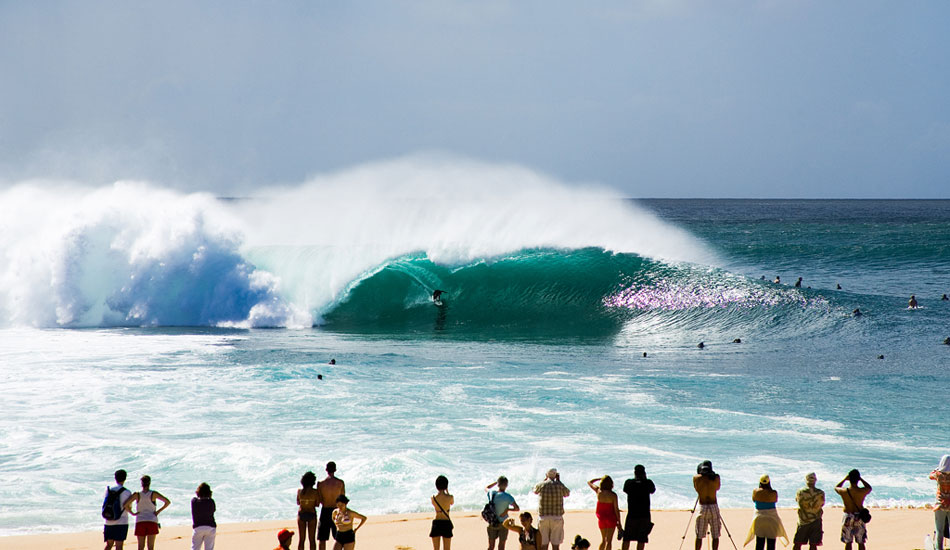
[572,536,592,549]
[503,512,541,550]
[430,475,455,550]
[589,475,621,550]
[190,483,216,550]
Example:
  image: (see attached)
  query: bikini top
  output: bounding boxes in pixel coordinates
[334,509,353,529]
[520,526,538,545]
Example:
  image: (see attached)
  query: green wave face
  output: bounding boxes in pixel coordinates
[318,247,856,341]
[321,248,644,337]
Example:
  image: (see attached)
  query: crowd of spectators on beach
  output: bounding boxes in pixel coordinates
[100,455,950,550]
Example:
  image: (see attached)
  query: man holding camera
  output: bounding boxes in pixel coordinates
[534,468,571,550]
[834,469,872,550]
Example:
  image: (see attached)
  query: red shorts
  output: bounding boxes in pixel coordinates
[135,521,160,536]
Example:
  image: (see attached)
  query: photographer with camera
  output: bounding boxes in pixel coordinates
[834,469,872,550]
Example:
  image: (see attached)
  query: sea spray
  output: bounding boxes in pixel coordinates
[0,156,716,328]
[0,182,309,328]
[235,155,717,322]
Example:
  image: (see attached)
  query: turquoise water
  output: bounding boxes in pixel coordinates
[1,193,948,535]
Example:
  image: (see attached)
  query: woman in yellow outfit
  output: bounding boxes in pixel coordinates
[744,475,787,550]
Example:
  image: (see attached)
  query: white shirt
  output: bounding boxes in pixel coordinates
[104,484,133,526]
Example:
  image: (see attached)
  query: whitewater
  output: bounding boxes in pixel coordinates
[0,157,712,330]
[1,158,948,535]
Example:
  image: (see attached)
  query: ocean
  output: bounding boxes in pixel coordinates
[1,172,948,535]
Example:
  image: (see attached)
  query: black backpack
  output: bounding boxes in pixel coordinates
[101,486,126,520]
[481,492,500,526]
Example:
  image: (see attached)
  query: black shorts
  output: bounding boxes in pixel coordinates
[334,529,356,545]
[299,510,318,522]
[318,507,336,541]
[103,524,129,542]
[793,519,822,545]
[623,516,653,543]
[429,519,454,538]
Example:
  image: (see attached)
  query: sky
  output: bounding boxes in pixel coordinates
[1,0,949,198]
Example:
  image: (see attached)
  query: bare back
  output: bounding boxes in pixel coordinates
[317,477,345,507]
[835,485,870,513]
[693,474,720,505]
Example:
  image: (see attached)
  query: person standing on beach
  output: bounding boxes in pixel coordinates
[929,455,950,550]
[430,475,454,550]
[103,469,134,550]
[534,468,571,550]
[191,483,216,550]
[743,474,787,550]
[693,460,721,550]
[298,471,319,550]
[331,495,366,550]
[588,475,621,550]
[487,476,520,550]
[317,462,345,550]
[128,475,171,550]
[834,469,871,550]
[793,473,824,550]
[622,465,656,550]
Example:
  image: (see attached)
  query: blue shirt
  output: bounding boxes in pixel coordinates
[490,490,517,519]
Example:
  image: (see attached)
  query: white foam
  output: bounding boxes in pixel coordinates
[1,156,714,328]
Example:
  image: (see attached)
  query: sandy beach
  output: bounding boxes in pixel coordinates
[0,508,935,550]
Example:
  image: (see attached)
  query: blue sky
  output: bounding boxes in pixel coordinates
[1,1,948,197]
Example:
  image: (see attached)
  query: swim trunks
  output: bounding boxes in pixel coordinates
[696,504,722,539]
[794,519,822,546]
[317,507,336,541]
[487,523,509,541]
[103,524,129,541]
[840,512,867,544]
